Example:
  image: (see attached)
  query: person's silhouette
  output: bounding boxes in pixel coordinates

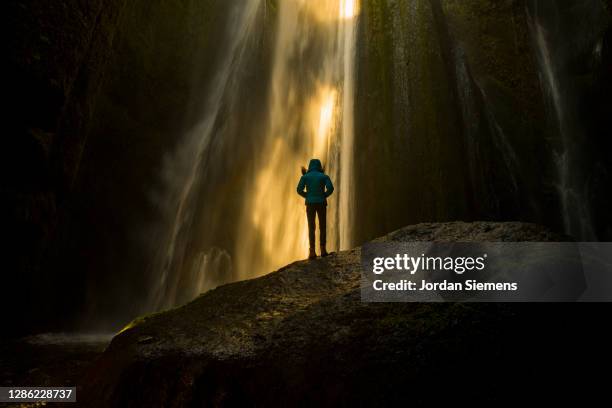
[297,159,334,259]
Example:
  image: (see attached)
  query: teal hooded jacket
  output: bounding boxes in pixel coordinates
[297,159,334,205]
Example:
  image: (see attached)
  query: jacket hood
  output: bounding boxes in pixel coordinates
[307,159,323,172]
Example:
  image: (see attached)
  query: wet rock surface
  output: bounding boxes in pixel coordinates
[0,333,110,408]
[77,222,605,407]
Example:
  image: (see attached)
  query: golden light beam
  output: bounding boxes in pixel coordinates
[340,0,359,20]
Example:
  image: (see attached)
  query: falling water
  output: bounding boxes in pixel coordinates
[235,0,359,279]
[450,38,519,215]
[148,0,359,310]
[148,1,262,310]
[339,0,358,250]
[528,7,596,240]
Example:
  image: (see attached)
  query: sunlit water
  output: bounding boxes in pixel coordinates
[148,1,263,310]
[149,1,359,309]
[236,0,360,279]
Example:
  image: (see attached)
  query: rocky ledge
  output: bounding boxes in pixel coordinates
[80,222,581,406]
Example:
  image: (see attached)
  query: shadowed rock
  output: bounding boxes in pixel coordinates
[79,222,571,406]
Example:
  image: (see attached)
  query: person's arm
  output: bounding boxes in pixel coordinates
[297,176,307,198]
[324,176,334,197]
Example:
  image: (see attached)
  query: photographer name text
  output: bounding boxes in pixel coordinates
[370,253,518,292]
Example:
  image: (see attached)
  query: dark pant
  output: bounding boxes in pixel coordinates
[306,203,326,249]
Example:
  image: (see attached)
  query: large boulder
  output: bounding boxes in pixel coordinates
[79,222,584,406]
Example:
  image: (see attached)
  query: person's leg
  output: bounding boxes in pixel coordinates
[317,204,328,256]
[306,205,317,258]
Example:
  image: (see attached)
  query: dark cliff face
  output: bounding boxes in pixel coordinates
[5,0,130,333]
[353,0,611,244]
[354,0,471,241]
[527,0,612,240]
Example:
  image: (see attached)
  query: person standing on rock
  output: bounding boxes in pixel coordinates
[297,159,335,259]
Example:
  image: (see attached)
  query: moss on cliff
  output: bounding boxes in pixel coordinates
[353,0,571,244]
[355,0,471,244]
[440,0,550,170]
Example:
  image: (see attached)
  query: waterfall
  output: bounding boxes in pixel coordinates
[339,0,358,250]
[148,0,359,310]
[148,1,262,310]
[528,4,597,240]
[235,0,359,279]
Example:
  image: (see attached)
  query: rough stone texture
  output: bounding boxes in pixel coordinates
[79,222,576,406]
[355,0,471,240]
[354,0,543,244]
[0,333,109,390]
[353,0,611,244]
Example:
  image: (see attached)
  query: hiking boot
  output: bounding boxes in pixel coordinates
[308,248,317,259]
